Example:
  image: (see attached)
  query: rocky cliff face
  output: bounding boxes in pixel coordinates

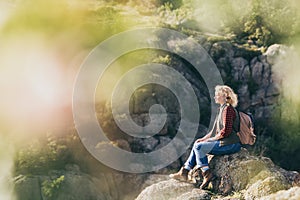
[96,37,284,171]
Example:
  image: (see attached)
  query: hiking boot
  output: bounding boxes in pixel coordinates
[199,169,213,189]
[169,167,189,182]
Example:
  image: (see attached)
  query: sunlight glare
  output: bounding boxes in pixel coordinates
[0,38,70,129]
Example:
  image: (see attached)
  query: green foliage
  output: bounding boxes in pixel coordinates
[6,0,297,50]
[157,0,183,9]
[85,5,132,44]
[42,175,65,199]
[223,0,299,47]
[191,0,299,47]
[153,54,172,65]
[13,129,110,176]
[1,0,137,50]
[263,100,300,170]
[14,133,69,175]
[157,2,193,29]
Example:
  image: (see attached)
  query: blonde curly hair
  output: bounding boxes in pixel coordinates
[215,85,238,107]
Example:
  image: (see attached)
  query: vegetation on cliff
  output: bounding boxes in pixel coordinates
[0,0,300,199]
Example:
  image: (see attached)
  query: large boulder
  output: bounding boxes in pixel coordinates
[136,148,299,200]
[210,148,299,199]
[136,179,211,200]
[209,148,292,195]
[264,44,289,65]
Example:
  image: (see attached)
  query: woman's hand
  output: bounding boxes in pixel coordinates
[195,131,213,143]
[195,138,207,143]
[206,137,217,142]
[210,134,223,141]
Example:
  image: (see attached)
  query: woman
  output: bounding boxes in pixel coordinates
[170,85,241,189]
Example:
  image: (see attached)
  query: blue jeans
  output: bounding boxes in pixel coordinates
[184,140,241,170]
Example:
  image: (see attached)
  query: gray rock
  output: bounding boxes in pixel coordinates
[231,57,249,81]
[209,148,294,197]
[254,105,277,120]
[136,149,299,200]
[259,186,300,200]
[13,175,42,200]
[175,189,211,200]
[259,55,272,87]
[264,95,279,105]
[113,139,132,152]
[244,176,288,200]
[264,44,289,65]
[251,88,265,107]
[238,84,251,110]
[266,83,280,97]
[251,61,264,85]
[135,179,210,200]
[140,174,170,190]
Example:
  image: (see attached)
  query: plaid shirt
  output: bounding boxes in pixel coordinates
[219,105,236,138]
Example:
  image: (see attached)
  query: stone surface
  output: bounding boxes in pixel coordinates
[231,57,249,81]
[175,189,211,200]
[14,175,42,200]
[136,149,299,200]
[264,44,289,65]
[244,176,288,200]
[259,187,300,200]
[209,148,291,196]
[95,40,288,159]
[135,179,211,200]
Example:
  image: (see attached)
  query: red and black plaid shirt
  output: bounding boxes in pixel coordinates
[219,105,236,138]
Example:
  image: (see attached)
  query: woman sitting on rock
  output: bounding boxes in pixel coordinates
[170,85,241,189]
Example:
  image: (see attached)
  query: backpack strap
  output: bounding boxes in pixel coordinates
[232,107,241,133]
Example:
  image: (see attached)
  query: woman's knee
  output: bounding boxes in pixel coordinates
[193,141,203,150]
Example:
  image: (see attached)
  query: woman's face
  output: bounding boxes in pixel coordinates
[214,92,225,105]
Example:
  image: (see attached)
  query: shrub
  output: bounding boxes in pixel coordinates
[223,0,299,47]
[157,2,193,29]
[264,100,300,170]
[13,133,70,175]
[42,175,65,199]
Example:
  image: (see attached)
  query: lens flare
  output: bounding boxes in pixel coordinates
[0,38,70,130]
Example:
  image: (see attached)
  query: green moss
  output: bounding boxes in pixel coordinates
[42,175,65,199]
[249,170,273,185]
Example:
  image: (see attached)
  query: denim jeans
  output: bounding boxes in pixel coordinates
[184,140,241,170]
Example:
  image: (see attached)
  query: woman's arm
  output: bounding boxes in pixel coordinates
[207,105,236,141]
